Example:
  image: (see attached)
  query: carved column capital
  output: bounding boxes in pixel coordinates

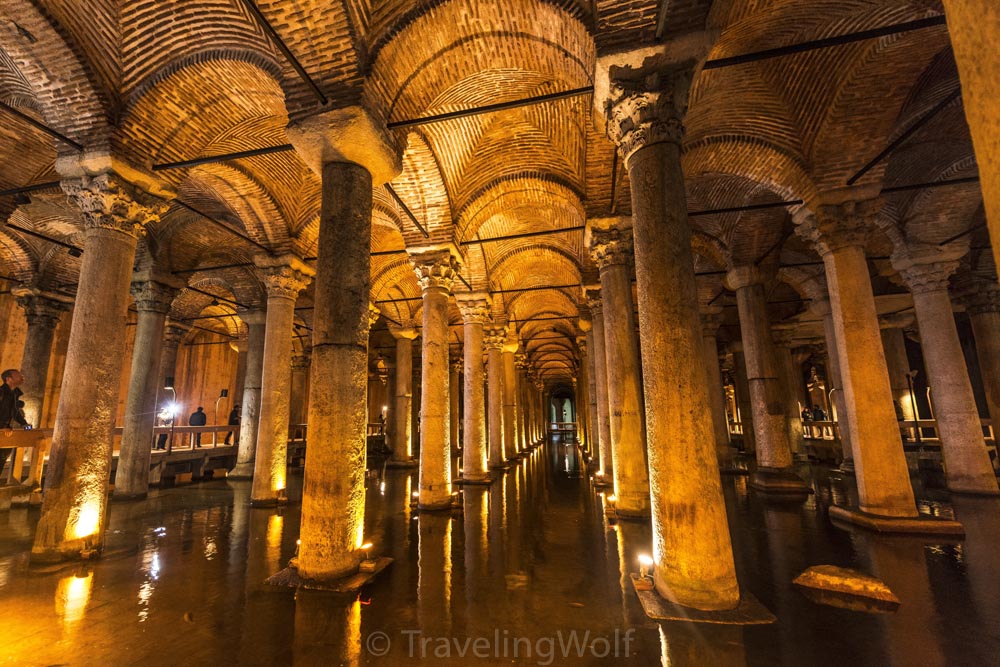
[604,61,696,162]
[589,226,634,269]
[368,302,382,329]
[456,292,492,324]
[388,323,420,341]
[582,285,602,314]
[483,328,507,351]
[724,265,767,291]
[11,288,72,329]
[795,193,882,256]
[891,244,965,295]
[879,311,916,329]
[255,255,314,300]
[409,246,461,293]
[575,336,587,355]
[163,321,192,348]
[130,277,181,314]
[62,174,165,236]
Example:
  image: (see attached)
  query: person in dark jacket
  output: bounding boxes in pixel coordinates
[225,405,241,445]
[189,406,207,447]
[0,369,27,476]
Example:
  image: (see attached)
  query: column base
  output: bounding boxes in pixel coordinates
[946,482,1000,497]
[417,496,459,511]
[608,507,652,521]
[266,557,393,592]
[111,490,148,502]
[828,505,965,537]
[630,574,775,625]
[385,458,419,469]
[249,496,288,508]
[750,468,812,498]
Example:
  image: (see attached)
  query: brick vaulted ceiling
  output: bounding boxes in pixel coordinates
[0,0,989,383]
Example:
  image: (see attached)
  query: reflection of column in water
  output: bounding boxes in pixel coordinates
[659,624,747,666]
[239,509,292,665]
[951,497,1000,629]
[55,571,93,630]
[763,506,803,665]
[615,519,654,622]
[488,484,506,584]
[418,513,453,635]
[464,487,489,625]
[861,534,945,667]
[293,592,361,666]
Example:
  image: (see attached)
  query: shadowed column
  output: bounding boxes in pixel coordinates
[584,287,614,481]
[231,311,265,478]
[456,293,490,481]
[388,323,419,464]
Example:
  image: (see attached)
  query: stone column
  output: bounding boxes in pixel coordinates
[32,174,162,561]
[815,301,855,468]
[794,192,919,521]
[701,307,732,464]
[580,316,600,467]
[879,316,918,423]
[584,288,614,479]
[588,223,650,515]
[603,57,739,610]
[772,328,807,460]
[250,256,313,506]
[12,290,71,429]
[730,342,755,452]
[456,293,490,481]
[115,274,182,500]
[449,353,462,457]
[726,266,806,494]
[231,311,266,477]
[232,336,248,408]
[484,328,505,467]
[893,253,998,495]
[289,353,311,433]
[575,335,591,454]
[964,285,1000,442]
[287,105,401,581]
[411,246,460,509]
[501,329,520,460]
[515,353,530,451]
[940,0,1000,273]
[388,324,419,464]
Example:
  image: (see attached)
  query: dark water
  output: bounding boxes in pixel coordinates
[1,437,998,666]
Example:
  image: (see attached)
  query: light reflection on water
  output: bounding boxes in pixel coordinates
[55,571,92,626]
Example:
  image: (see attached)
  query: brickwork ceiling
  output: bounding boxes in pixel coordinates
[0,0,989,382]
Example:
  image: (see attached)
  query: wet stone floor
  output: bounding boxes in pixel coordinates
[2,437,999,666]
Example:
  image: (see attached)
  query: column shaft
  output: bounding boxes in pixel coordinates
[419,285,452,508]
[461,318,487,480]
[449,359,461,456]
[701,323,731,462]
[881,327,917,422]
[486,340,504,467]
[502,346,518,459]
[391,333,417,462]
[821,309,854,462]
[969,307,1000,441]
[588,299,614,478]
[232,316,265,476]
[585,328,600,466]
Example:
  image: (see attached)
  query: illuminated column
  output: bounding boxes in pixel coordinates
[231,311,266,478]
[289,352,311,434]
[731,342,755,452]
[388,323,419,463]
[575,336,591,453]
[411,246,460,509]
[250,256,313,506]
[584,287,614,479]
[115,274,182,500]
[772,328,806,460]
[795,192,919,519]
[501,328,520,460]
[449,353,461,457]
[701,306,732,463]
[456,293,490,481]
[287,105,401,581]
[879,314,917,423]
[515,352,530,451]
[964,285,1000,440]
[589,223,650,515]
[726,266,806,494]
[893,251,998,495]
[12,290,70,430]
[484,327,505,467]
[814,300,855,469]
[32,174,162,561]
[940,0,1000,272]
[580,315,600,465]
[602,56,739,609]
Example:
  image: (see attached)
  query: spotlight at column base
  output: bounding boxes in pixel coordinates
[828,505,965,537]
[266,557,394,592]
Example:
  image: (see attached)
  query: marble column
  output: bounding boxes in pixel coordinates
[584,288,614,480]
[731,343,755,452]
[772,328,806,460]
[289,352,311,435]
[879,317,918,423]
[231,311,266,477]
[232,336,248,408]
[940,0,1000,273]
[250,256,313,506]
[12,290,70,430]
[964,285,1000,442]
[449,353,461,457]
[726,266,806,494]
[816,301,855,468]
[515,353,530,451]
[388,324,419,463]
[589,222,650,515]
[456,293,490,481]
[603,58,740,609]
[893,253,998,495]
[32,174,162,561]
[701,307,732,464]
[484,327,505,468]
[286,106,402,581]
[795,192,919,520]
[501,329,520,460]
[115,274,182,500]
[411,246,460,509]
[575,335,591,455]
[580,316,600,468]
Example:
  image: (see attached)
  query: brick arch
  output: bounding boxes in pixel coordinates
[392,130,454,243]
[370,257,420,323]
[683,137,815,203]
[0,47,39,111]
[0,229,39,283]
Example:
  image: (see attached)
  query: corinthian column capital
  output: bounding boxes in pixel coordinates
[588,224,634,270]
[130,271,185,313]
[456,292,492,324]
[62,173,166,236]
[11,288,73,329]
[255,254,314,300]
[795,188,882,256]
[409,245,462,293]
